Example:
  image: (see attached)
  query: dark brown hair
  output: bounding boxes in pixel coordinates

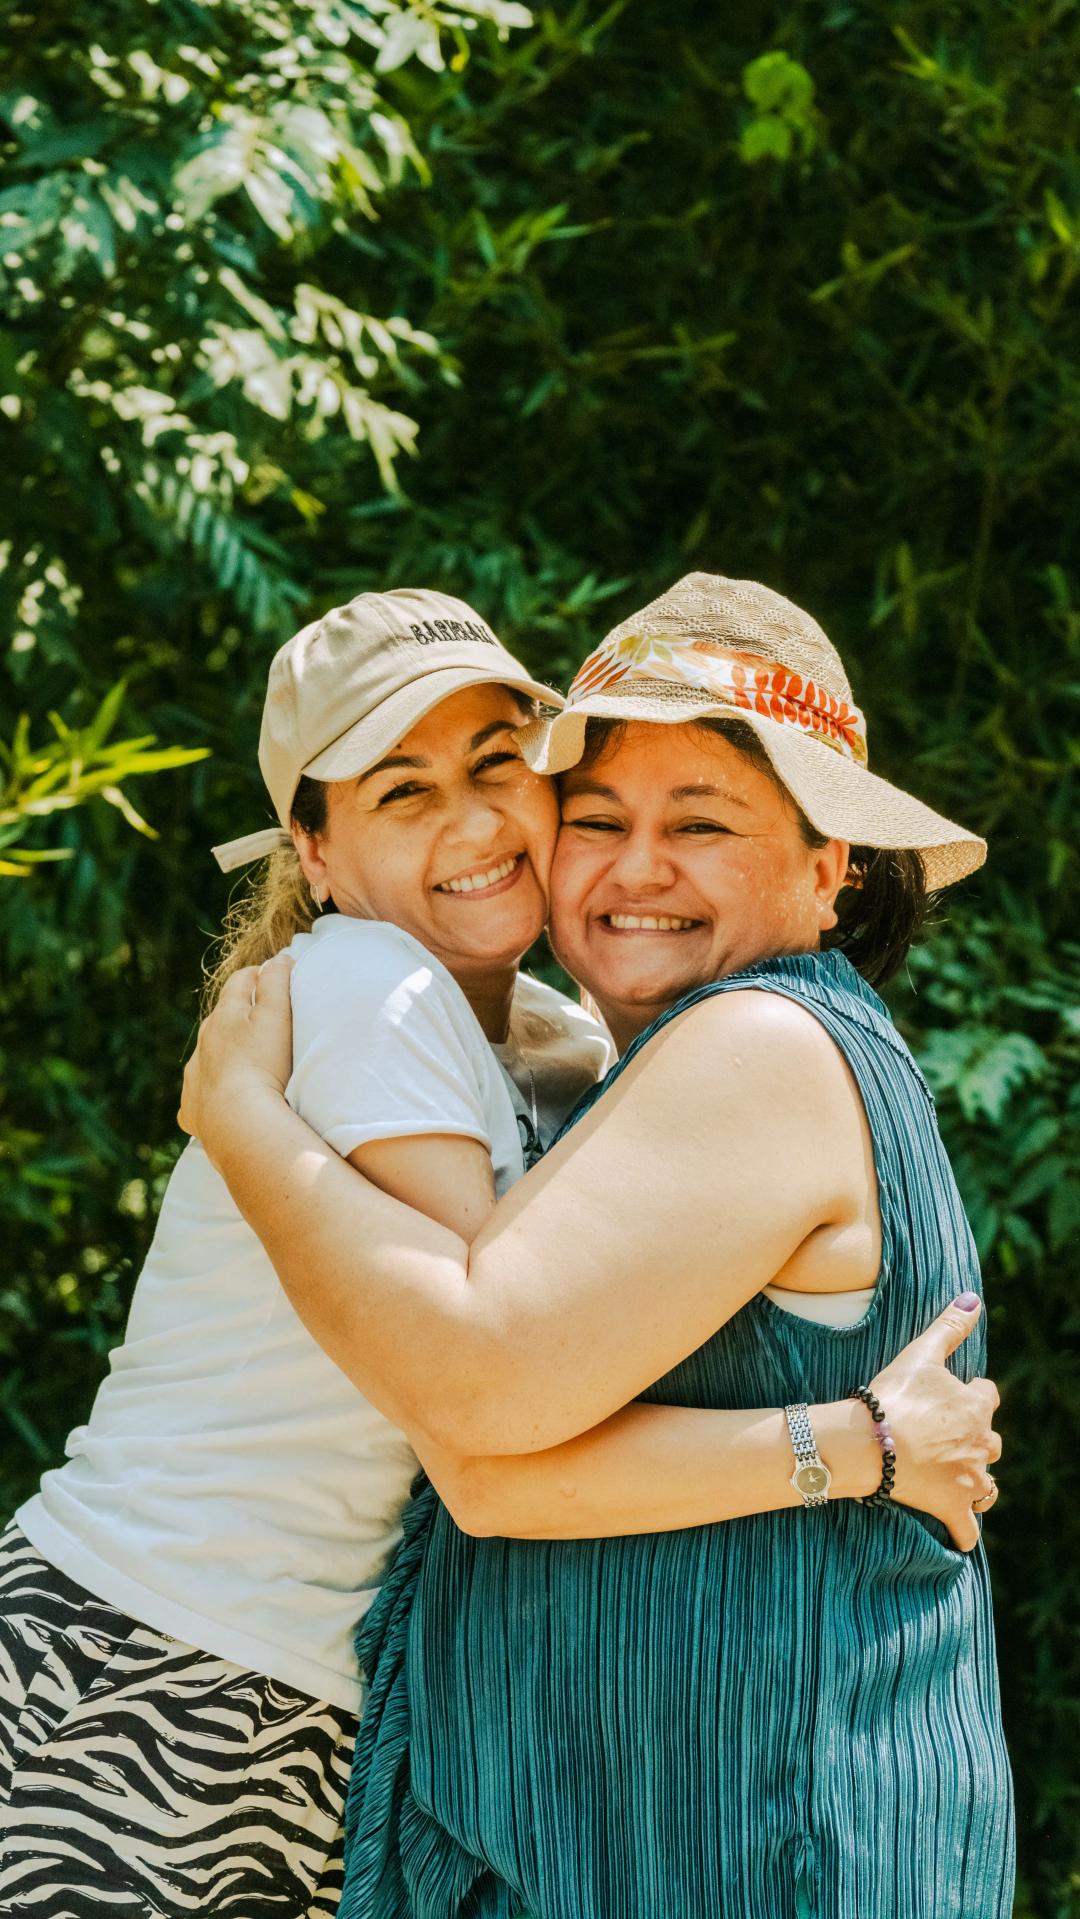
[569,716,930,988]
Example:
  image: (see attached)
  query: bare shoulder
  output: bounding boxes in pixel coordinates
[640,984,851,1096]
[610,985,868,1219]
[542,979,862,1169]
[532,980,866,1243]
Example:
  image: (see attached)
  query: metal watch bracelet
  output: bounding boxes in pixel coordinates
[784,1402,833,1508]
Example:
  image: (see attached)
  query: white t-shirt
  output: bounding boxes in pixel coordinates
[18,919,613,1711]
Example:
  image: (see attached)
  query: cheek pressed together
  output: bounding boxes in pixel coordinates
[546,721,849,1048]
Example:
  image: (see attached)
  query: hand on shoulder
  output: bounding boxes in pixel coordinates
[178,955,295,1159]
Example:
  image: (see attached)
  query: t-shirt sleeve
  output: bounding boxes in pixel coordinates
[286,926,493,1161]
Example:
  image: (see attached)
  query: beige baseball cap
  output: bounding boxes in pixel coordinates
[213,588,562,872]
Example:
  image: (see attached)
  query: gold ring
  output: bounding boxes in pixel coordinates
[972,1477,999,1514]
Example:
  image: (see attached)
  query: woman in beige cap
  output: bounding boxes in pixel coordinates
[0,590,593,1918]
[0,584,994,1919]
[179,574,1012,1919]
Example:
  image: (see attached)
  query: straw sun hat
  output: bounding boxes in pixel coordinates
[520,572,985,891]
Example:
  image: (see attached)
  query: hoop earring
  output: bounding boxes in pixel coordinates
[310,883,324,914]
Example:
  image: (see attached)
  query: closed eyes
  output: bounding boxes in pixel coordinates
[563,816,731,836]
[375,752,523,807]
[377,780,429,806]
[472,751,522,774]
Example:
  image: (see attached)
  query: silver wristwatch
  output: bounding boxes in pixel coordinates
[784,1403,833,1507]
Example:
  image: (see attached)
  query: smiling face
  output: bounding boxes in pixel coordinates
[548,720,850,1050]
[292,684,557,984]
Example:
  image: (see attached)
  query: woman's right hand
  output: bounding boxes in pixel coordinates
[178,954,295,1167]
[867,1296,1002,1551]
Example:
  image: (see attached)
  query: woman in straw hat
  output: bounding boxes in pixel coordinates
[180,573,1013,1919]
[0,585,995,1919]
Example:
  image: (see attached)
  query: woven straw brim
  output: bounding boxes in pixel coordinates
[304,664,562,797]
[518,684,985,893]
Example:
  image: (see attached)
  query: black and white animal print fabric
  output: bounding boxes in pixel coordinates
[0,1522,357,1916]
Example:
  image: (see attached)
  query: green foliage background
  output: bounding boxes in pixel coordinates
[2,3,1078,1911]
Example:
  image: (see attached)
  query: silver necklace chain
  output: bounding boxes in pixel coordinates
[503,1036,542,1166]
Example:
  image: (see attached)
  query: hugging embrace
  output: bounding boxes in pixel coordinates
[1,574,1014,1918]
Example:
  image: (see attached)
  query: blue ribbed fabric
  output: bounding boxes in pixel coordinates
[341,951,1015,1919]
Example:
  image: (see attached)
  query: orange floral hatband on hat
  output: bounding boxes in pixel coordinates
[567,634,869,767]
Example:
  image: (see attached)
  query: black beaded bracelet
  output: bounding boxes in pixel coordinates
[852,1385,896,1507]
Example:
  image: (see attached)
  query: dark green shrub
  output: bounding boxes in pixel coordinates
[2,3,1077,1908]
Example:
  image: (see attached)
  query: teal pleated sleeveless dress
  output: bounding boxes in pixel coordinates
[341,950,1015,1919]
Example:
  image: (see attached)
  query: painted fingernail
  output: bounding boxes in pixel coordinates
[954,1291,980,1312]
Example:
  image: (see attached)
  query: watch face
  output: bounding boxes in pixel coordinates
[794,1463,831,1498]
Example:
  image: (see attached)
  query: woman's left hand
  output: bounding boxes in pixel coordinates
[867,1297,1001,1551]
[179,956,295,1163]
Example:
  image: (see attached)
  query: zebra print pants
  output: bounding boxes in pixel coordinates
[0,1522,358,1916]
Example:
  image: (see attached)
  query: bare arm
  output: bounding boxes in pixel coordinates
[420,1296,998,1551]
[354,1130,993,1551]
[187,963,861,1452]
[327,1111,995,1550]
[183,961,1000,1556]
[302,1011,884,1530]
[323,1127,992,1550]
[422,1401,869,1537]
[347,1130,495,1242]
[317,1096,898,1536]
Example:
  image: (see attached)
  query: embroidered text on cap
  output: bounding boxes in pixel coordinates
[409,619,498,647]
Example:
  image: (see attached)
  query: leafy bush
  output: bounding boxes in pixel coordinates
[2,2,1078,1909]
